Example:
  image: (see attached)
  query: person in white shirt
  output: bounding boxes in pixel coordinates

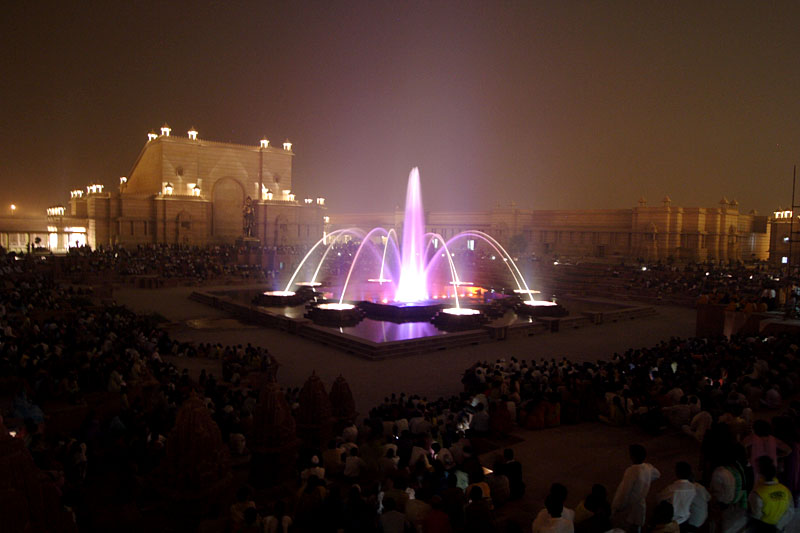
[687,479,711,530]
[612,444,661,532]
[658,462,697,525]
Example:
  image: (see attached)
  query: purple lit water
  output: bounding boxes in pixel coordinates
[394,168,429,302]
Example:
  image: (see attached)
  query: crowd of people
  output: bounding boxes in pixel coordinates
[0,251,280,530]
[5,244,800,532]
[56,244,278,283]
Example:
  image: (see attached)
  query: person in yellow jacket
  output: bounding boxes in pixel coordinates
[748,457,793,532]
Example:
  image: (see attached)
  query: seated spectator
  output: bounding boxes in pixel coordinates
[748,457,794,532]
[574,484,611,533]
[532,493,574,533]
[263,500,292,533]
[230,486,256,531]
[657,462,697,526]
[496,448,525,500]
[464,486,495,533]
[650,501,678,533]
[380,497,410,533]
[344,446,366,480]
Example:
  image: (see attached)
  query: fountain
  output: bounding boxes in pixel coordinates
[271,168,562,330]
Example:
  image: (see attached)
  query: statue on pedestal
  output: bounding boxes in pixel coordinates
[242,196,255,238]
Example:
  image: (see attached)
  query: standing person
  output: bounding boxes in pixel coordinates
[611,444,661,533]
[748,457,793,533]
[742,420,791,483]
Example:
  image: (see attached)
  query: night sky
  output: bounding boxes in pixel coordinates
[3,1,800,217]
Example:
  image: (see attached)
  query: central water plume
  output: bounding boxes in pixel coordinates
[394,168,428,302]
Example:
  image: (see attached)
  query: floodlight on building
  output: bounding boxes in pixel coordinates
[304,198,313,204]
[260,138,269,148]
[187,127,198,140]
[70,189,83,198]
[161,124,171,136]
[120,176,127,185]
[47,206,65,217]
[775,210,793,219]
[147,131,158,141]
[191,184,201,197]
[164,182,174,195]
[283,139,292,151]
[316,197,325,206]
[10,204,16,214]
[265,190,273,200]
[323,216,330,224]
[87,184,104,194]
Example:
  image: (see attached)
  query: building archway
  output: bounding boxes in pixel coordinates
[212,178,245,241]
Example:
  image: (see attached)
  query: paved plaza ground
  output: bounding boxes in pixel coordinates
[115,285,697,415]
[114,285,717,530]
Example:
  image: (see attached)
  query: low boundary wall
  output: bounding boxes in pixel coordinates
[189,292,657,359]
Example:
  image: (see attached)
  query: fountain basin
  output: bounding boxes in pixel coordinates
[358,300,445,322]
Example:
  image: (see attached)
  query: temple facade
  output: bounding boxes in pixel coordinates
[329,196,771,264]
[45,125,326,250]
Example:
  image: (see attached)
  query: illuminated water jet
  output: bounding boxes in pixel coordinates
[273,167,552,327]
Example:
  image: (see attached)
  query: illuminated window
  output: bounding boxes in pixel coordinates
[467,239,475,251]
[783,256,789,264]
[432,238,439,249]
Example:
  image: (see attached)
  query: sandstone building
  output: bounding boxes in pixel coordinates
[44,125,326,250]
[329,196,771,264]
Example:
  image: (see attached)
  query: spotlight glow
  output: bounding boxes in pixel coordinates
[441,307,481,316]
[263,290,296,297]
[317,303,356,311]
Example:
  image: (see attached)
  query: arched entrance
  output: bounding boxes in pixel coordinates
[212,178,245,242]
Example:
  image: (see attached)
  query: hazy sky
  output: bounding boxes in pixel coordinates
[3,1,800,217]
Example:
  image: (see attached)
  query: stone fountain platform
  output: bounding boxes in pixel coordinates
[188,289,656,360]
